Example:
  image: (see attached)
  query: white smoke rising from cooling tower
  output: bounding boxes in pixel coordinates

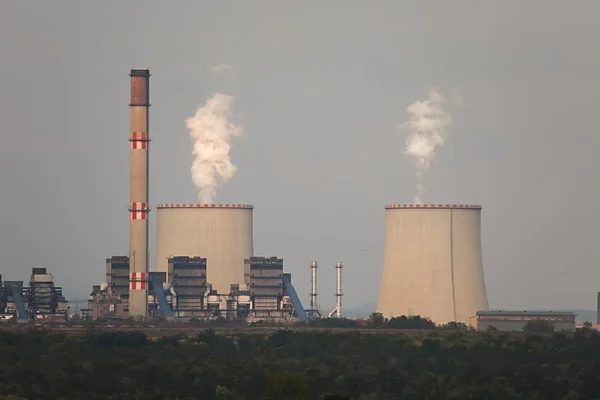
[186,93,242,204]
[402,90,451,204]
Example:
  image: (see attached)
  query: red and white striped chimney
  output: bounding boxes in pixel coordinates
[128,69,150,317]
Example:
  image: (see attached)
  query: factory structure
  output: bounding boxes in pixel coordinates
[0,268,68,321]
[75,70,522,326]
[81,68,344,322]
[470,310,577,332]
[377,204,489,325]
[5,67,582,331]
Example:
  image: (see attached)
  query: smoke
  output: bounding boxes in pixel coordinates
[186,93,242,203]
[402,89,452,204]
[210,63,236,79]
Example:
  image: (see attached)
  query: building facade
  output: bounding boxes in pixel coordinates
[470,310,576,332]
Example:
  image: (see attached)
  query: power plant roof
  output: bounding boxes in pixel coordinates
[385,204,482,209]
[477,310,576,317]
[156,204,253,209]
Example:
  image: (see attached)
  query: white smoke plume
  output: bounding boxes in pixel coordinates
[210,63,236,79]
[186,93,242,203]
[402,89,452,204]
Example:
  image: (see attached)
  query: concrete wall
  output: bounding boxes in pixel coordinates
[377,205,489,324]
[154,205,253,299]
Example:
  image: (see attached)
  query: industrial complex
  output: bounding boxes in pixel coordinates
[0,268,68,321]
[81,69,336,323]
[0,69,585,332]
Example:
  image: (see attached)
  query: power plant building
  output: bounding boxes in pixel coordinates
[86,70,310,322]
[470,310,576,332]
[245,257,285,315]
[154,204,254,304]
[106,256,129,316]
[377,204,489,325]
[168,256,207,315]
[0,268,67,320]
[28,268,68,317]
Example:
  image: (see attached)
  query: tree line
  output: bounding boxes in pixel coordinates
[0,324,599,399]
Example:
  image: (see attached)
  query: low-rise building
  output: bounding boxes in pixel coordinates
[470,310,576,332]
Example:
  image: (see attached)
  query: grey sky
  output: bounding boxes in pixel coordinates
[1,1,599,312]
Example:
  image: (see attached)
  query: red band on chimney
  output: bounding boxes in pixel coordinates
[130,272,147,290]
[130,132,148,149]
[129,202,148,219]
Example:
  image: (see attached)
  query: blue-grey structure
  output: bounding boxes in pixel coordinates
[89,255,308,321]
[0,268,67,321]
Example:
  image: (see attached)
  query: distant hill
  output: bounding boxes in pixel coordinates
[344,301,377,318]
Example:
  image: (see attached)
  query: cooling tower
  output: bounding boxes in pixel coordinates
[377,204,489,325]
[154,204,253,296]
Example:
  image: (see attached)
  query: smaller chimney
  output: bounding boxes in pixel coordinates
[310,261,318,311]
[335,262,343,318]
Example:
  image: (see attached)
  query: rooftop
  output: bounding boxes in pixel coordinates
[157,204,253,209]
[477,310,576,316]
[385,204,482,210]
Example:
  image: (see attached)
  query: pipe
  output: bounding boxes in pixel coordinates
[128,69,151,318]
[310,261,318,311]
[335,261,342,318]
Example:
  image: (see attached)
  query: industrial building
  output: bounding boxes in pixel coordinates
[79,69,320,323]
[470,310,576,332]
[0,276,6,319]
[377,204,489,325]
[0,268,68,321]
[88,255,309,322]
[169,256,207,315]
[154,203,254,306]
[245,256,295,319]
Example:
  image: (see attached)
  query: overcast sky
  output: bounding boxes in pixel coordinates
[1,1,599,312]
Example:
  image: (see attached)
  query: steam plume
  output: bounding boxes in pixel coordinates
[210,63,236,79]
[186,93,242,203]
[402,90,452,204]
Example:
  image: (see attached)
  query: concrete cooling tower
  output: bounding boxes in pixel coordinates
[377,204,489,325]
[154,204,254,295]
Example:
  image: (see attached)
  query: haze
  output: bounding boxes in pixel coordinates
[1,1,599,313]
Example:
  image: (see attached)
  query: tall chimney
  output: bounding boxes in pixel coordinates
[335,261,342,318]
[310,261,318,311]
[128,69,150,317]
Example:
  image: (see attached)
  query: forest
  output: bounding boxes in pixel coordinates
[0,320,599,400]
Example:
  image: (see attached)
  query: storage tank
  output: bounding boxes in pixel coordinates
[377,204,489,324]
[154,204,253,296]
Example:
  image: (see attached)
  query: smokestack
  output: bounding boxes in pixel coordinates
[310,261,318,311]
[128,69,150,318]
[335,262,343,318]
